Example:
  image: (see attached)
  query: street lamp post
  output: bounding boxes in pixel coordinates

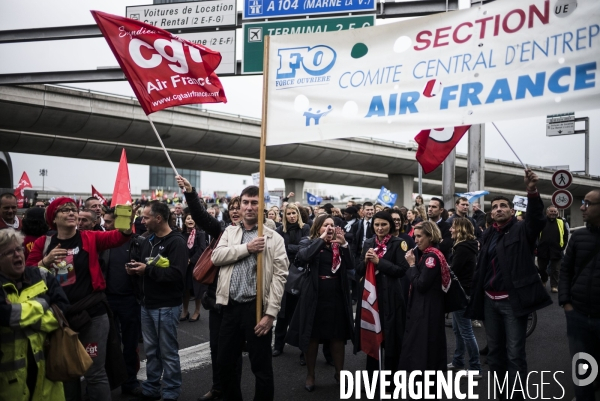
[39,169,47,191]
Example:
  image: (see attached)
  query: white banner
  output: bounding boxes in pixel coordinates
[265,0,600,146]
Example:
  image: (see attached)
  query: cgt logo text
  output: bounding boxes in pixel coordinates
[275,45,336,89]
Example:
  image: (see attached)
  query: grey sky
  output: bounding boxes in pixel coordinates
[2,0,598,198]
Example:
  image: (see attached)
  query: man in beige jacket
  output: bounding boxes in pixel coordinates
[211,185,288,401]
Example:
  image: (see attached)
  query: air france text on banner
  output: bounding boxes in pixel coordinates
[265,0,600,146]
[92,10,227,115]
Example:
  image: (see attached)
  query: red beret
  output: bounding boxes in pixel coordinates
[45,197,76,230]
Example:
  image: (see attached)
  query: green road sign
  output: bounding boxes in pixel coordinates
[242,15,375,74]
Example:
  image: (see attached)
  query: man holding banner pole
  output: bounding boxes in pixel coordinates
[211,185,288,401]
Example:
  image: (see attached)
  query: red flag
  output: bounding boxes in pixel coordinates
[360,262,383,360]
[14,172,32,208]
[91,10,227,115]
[111,149,133,207]
[415,126,470,174]
[91,185,107,206]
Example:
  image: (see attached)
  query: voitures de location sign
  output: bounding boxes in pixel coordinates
[127,0,237,30]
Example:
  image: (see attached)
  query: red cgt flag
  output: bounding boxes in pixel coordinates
[14,172,32,208]
[91,185,108,206]
[111,149,133,207]
[91,10,227,115]
[415,126,470,174]
[360,261,383,360]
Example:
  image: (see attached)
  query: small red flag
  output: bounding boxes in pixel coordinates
[360,262,383,360]
[415,126,470,174]
[111,149,133,207]
[14,172,32,208]
[91,10,227,115]
[91,185,108,206]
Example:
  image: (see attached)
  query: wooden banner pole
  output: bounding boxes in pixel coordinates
[256,35,270,325]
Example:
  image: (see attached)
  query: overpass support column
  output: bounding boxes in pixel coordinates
[284,179,305,203]
[442,149,456,209]
[0,152,13,189]
[467,124,486,206]
[388,174,414,208]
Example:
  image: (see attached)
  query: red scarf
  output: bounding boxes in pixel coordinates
[359,235,391,360]
[373,234,391,260]
[422,246,451,292]
[330,242,341,273]
[187,229,196,249]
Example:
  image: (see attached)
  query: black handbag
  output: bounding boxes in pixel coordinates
[288,255,311,296]
[444,269,470,313]
[285,263,304,295]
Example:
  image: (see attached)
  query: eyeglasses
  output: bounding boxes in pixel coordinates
[0,246,24,258]
[393,218,402,222]
[58,207,78,214]
[582,200,600,209]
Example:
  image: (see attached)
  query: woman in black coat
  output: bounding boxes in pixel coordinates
[448,217,481,372]
[286,214,354,392]
[400,221,449,372]
[181,211,207,322]
[354,211,410,374]
[272,204,310,356]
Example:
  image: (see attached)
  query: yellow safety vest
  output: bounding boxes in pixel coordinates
[540,218,565,248]
[557,219,565,248]
[0,276,64,401]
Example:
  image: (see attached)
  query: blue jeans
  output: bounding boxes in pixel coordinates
[452,307,481,371]
[141,305,182,400]
[565,308,600,401]
[484,297,528,400]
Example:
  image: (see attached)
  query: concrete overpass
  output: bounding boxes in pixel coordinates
[0,84,597,224]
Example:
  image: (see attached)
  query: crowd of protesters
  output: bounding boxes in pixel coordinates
[0,168,599,401]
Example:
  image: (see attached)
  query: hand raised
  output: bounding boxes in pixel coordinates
[524,169,538,192]
[333,226,346,244]
[320,227,334,240]
[176,175,192,192]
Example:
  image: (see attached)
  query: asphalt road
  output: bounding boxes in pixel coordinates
[109,287,580,401]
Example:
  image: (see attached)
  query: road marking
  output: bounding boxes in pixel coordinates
[137,314,356,380]
[138,342,211,381]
